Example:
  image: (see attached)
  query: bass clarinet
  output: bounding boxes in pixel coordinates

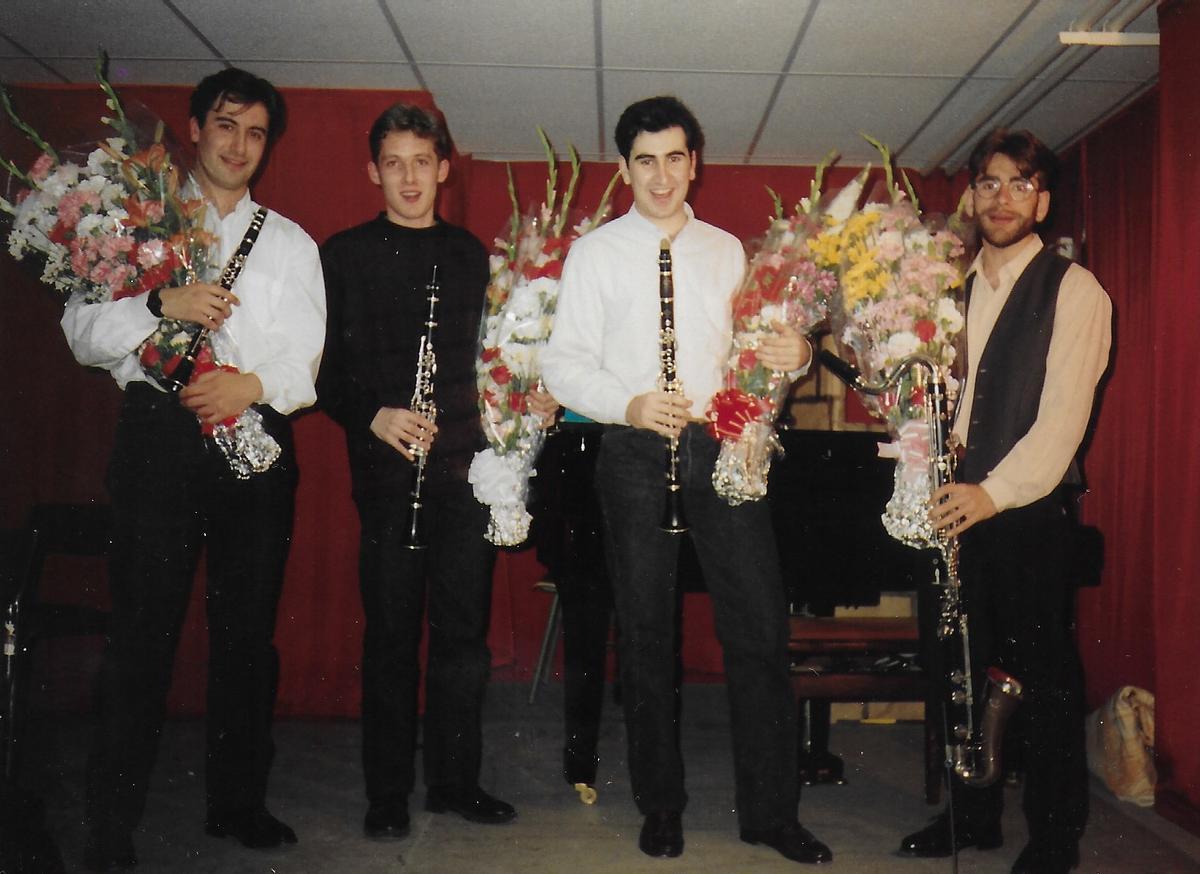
[657,239,688,534]
[402,265,440,550]
[818,350,1022,788]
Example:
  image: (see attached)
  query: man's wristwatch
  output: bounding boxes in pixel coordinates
[146,288,164,318]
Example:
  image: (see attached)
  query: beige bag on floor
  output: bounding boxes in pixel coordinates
[1085,685,1156,807]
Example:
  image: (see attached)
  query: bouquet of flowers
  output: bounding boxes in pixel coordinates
[816,136,967,547]
[468,130,618,545]
[705,159,847,505]
[1,56,278,479]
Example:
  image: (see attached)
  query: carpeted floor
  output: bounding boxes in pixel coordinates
[8,682,1199,873]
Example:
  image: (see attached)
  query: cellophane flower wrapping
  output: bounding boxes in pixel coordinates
[1,66,278,478]
[815,171,966,548]
[706,212,836,505]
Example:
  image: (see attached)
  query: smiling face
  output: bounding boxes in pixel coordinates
[367,130,449,229]
[618,126,696,238]
[189,99,269,215]
[973,152,1050,250]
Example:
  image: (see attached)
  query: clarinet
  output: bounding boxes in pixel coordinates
[165,208,268,393]
[819,350,1022,787]
[657,239,688,534]
[402,265,440,550]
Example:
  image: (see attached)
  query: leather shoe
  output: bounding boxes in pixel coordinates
[638,811,683,858]
[740,822,832,865]
[425,785,516,824]
[898,812,1002,857]
[364,798,410,840]
[1011,840,1079,873]
[205,807,298,849]
[83,833,137,871]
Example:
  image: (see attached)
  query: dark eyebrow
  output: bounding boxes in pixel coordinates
[213,112,267,137]
[633,149,688,161]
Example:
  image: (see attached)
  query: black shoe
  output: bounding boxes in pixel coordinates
[741,822,832,865]
[898,812,1002,858]
[638,811,683,858]
[425,785,516,824]
[1011,840,1079,873]
[205,807,298,849]
[364,798,410,841]
[83,833,137,871]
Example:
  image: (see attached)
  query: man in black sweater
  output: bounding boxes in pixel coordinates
[318,103,516,840]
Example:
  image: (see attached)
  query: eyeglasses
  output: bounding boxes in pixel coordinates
[973,177,1038,202]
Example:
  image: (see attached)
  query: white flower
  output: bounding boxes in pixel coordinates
[936,296,964,333]
[886,330,920,361]
[825,166,869,225]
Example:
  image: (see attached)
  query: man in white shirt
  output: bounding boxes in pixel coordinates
[543,96,831,865]
[61,69,325,872]
[898,129,1111,874]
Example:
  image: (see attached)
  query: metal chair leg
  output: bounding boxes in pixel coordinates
[528,589,561,704]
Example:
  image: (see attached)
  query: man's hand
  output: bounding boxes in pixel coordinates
[527,385,560,431]
[158,283,240,329]
[371,407,437,461]
[626,390,692,438]
[180,371,262,425]
[930,482,997,536]
[756,323,811,373]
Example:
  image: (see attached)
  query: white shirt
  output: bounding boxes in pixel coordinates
[954,234,1112,512]
[60,190,326,415]
[543,204,746,424]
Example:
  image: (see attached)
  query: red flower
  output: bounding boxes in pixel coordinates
[915,319,937,343]
[47,220,70,245]
[490,364,512,385]
[910,385,926,407]
[480,346,501,363]
[509,390,527,414]
[737,349,759,372]
[139,344,161,367]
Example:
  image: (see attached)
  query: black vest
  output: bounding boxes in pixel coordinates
[958,245,1079,488]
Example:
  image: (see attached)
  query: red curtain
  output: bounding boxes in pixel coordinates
[1147,0,1200,832]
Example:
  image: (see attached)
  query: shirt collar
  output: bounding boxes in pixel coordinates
[625,202,696,243]
[969,233,1044,291]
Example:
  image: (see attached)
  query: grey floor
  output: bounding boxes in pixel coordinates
[21,683,1200,873]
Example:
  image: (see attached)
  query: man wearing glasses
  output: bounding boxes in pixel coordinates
[897,129,1111,874]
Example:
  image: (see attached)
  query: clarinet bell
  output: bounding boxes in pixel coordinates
[660,485,688,534]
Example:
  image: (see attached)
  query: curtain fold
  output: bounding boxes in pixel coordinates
[1148,0,1200,831]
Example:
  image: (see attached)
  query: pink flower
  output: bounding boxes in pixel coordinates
[30,153,55,182]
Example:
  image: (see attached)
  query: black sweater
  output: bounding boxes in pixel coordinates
[318,214,488,500]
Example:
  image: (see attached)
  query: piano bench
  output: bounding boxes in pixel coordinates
[787,615,940,804]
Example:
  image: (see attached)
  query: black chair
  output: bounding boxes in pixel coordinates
[2,502,112,783]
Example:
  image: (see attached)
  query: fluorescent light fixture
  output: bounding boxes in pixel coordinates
[1059,31,1160,46]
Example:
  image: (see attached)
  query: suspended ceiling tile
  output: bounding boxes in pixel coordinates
[422,65,596,160]
[49,56,237,87]
[975,0,1100,77]
[603,0,804,72]
[389,0,594,67]
[796,1,1014,76]
[1067,45,1159,82]
[758,74,952,165]
[177,0,403,62]
[225,61,422,91]
[0,1,212,59]
[1009,78,1147,149]
[602,70,778,162]
[894,78,1009,172]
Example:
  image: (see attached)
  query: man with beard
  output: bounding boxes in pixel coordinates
[897,129,1111,873]
[62,68,326,870]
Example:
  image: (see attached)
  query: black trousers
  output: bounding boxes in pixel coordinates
[532,427,613,784]
[596,425,798,830]
[951,494,1089,851]
[86,384,297,840]
[355,478,496,804]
